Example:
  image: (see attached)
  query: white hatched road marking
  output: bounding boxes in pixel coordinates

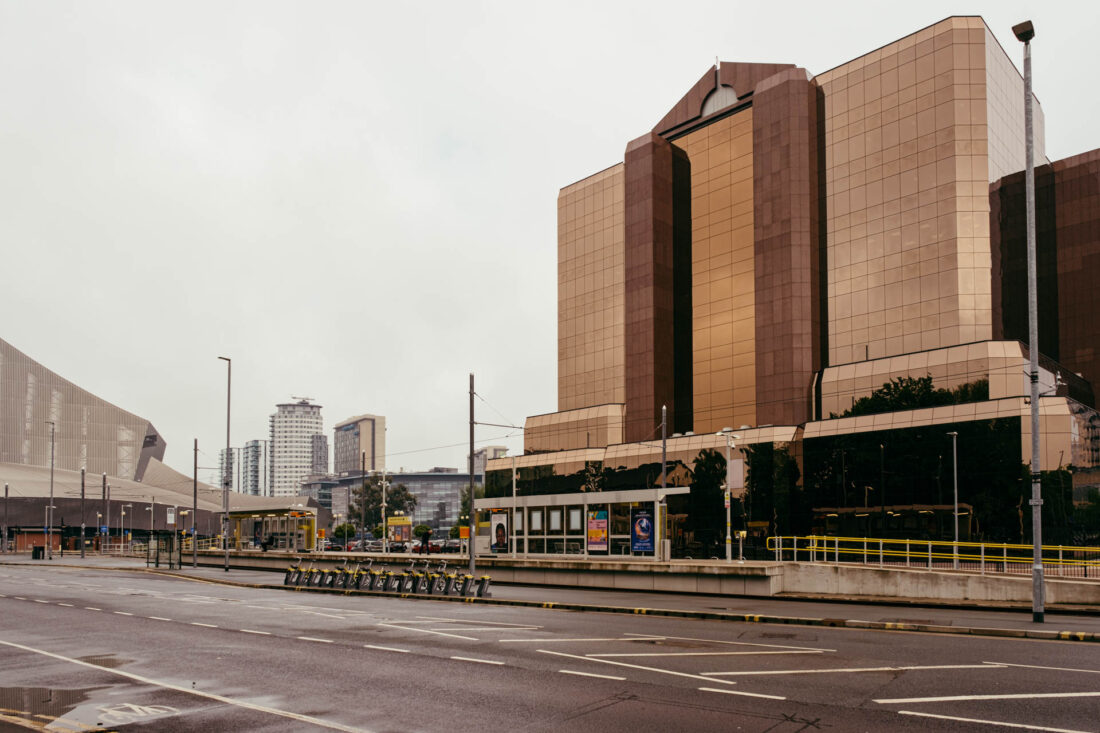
[241,629,270,635]
[451,656,504,665]
[378,623,476,641]
[897,710,1090,733]
[985,662,1100,675]
[622,632,835,653]
[0,638,371,732]
[560,670,626,681]
[876,691,1100,704]
[297,636,334,644]
[415,616,542,629]
[704,663,1005,677]
[591,650,824,658]
[699,687,787,700]
[364,645,409,653]
[538,649,735,686]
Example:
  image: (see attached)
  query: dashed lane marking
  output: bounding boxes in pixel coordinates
[0,638,371,732]
[113,611,133,616]
[699,687,786,700]
[704,663,1004,677]
[538,649,736,686]
[430,626,541,632]
[897,710,1089,732]
[57,603,73,607]
[240,629,270,635]
[33,600,49,604]
[364,645,409,653]
[149,617,172,621]
[84,607,100,611]
[13,597,25,600]
[876,691,1100,704]
[450,656,504,665]
[297,636,334,644]
[191,622,218,628]
[559,670,626,681]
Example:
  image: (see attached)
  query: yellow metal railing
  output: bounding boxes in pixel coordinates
[766,535,1100,576]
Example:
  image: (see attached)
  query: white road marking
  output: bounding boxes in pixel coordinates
[57,603,74,607]
[0,638,371,732]
[149,617,172,622]
[113,611,133,616]
[84,607,100,611]
[191,622,218,628]
[34,600,49,604]
[621,633,835,653]
[240,629,271,635]
[378,623,476,641]
[246,605,269,610]
[364,645,409,653]
[897,710,1090,732]
[538,649,735,686]
[985,661,1100,675]
[559,670,626,681]
[0,593,6,597]
[591,650,824,658]
[500,637,669,643]
[431,626,541,632]
[704,663,1005,677]
[13,597,25,600]
[699,687,787,700]
[876,692,1100,704]
[450,656,504,665]
[416,616,543,628]
[297,636,334,644]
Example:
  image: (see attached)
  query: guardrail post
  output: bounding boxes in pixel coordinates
[1058,547,1063,577]
[835,537,840,563]
[775,536,781,562]
[794,538,798,563]
[980,543,985,574]
[928,541,932,569]
[1003,545,1008,574]
[878,540,883,567]
[906,540,910,567]
[863,539,867,565]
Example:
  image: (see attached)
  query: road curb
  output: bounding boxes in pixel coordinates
[12,562,1099,643]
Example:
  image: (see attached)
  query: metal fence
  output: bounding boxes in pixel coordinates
[767,535,1100,578]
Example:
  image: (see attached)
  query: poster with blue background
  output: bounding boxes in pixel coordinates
[630,505,654,553]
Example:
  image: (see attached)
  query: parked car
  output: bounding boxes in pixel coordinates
[442,539,463,553]
[324,543,344,552]
[364,540,384,552]
[412,539,443,554]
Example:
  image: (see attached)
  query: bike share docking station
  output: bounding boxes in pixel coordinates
[283,558,492,598]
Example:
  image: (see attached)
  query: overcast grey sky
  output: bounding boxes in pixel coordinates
[2,1,1097,483]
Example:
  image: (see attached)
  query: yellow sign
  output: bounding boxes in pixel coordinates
[459,526,470,539]
[388,516,412,542]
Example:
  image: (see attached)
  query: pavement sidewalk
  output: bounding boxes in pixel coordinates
[5,553,1099,642]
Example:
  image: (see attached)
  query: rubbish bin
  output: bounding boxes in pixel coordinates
[32,546,44,560]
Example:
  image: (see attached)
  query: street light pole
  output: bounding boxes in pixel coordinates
[218,356,231,573]
[468,373,476,576]
[46,420,55,559]
[80,468,86,559]
[947,431,959,569]
[380,469,389,554]
[718,429,741,562]
[1013,19,1045,624]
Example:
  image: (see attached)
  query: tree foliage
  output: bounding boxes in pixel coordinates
[332,522,356,541]
[834,375,989,418]
[349,475,417,530]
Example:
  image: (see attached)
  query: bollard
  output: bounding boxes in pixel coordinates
[476,576,492,598]
[458,574,475,596]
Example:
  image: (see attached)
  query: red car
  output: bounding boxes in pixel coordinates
[412,539,442,554]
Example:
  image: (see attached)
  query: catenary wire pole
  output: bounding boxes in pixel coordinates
[218,356,231,572]
[80,468,85,559]
[468,373,476,576]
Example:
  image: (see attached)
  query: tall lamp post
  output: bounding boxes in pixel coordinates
[1013,19,1045,624]
[46,420,55,559]
[122,504,132,552]
[717,428,742,562]
[217,356,231,572]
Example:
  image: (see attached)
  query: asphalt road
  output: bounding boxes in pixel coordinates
[1,563,1098,732]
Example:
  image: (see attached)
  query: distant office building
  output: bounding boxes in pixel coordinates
[0,337,165,481]
[241,439,270,496]
[472,446,508,477]
[300,468,472,531]
[333,414,385,475]
[311,433,329,475]
[270,398,324,497]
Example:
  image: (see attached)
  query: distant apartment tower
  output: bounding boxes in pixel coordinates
[269,398,324,497]
[333,414,386,475]
[311,433,329,475]
[217,447,240,493]
[241,439,270,496]
[472,445,508,478]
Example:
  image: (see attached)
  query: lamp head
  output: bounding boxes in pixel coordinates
[1012,20,1034,43]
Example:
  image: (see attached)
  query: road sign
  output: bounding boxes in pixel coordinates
[100,526,108,533]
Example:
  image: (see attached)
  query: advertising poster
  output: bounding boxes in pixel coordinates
[388,516,412,542]
[490,512,508,553]
[587,509,608,553]
[630,505,655,553]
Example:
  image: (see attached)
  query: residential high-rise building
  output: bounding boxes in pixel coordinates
[333,414,386,475]
[269,398,324,497]
[217,447,240,493]
[240,439,270,496]
[472,446,508,477]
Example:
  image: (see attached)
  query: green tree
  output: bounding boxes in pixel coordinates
[332,523,356,541]
[413,524,432,539]
[349,475,418,531]
[835,375,989,418]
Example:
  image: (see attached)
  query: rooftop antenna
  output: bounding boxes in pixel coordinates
[292,395,314,403]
